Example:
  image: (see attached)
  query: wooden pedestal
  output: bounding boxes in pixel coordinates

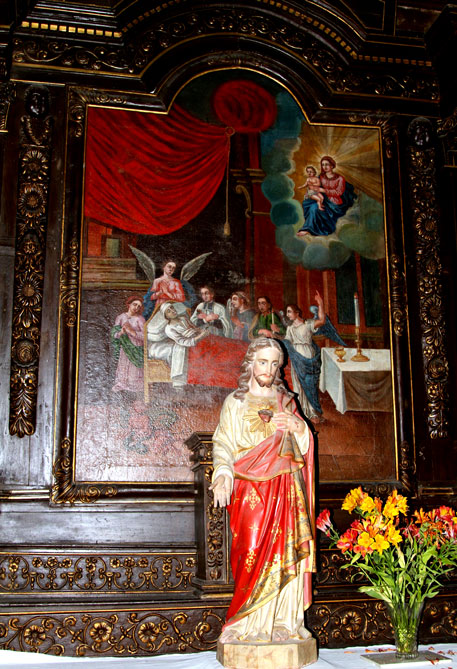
[217,636,317,669]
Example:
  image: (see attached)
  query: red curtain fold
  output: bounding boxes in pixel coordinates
[84,82,277,236]
[84,105,231,236]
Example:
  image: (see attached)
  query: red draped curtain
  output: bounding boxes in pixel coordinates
[84,81,277,236]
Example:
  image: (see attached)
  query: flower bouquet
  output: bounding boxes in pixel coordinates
[317,487,457,661]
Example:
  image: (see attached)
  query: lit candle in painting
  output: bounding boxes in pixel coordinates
[354,292,360,327]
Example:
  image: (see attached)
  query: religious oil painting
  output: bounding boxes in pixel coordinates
[75,71,395,485]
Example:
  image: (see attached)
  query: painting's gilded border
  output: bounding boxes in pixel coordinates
[51,82,416,503]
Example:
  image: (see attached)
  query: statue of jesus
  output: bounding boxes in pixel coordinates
[210,337,316,660]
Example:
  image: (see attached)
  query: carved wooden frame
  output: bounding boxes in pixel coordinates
[49,86,406,507]
[48,77,423,507]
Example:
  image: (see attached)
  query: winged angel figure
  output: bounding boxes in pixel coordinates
[129,246,212,320]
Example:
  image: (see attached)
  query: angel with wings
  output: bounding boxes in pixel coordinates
[129,246,212,320]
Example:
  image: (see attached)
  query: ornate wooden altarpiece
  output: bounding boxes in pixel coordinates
[0,0,456,658]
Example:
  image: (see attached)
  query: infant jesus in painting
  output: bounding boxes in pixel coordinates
[211,338,317,668]
[298,165,326,211]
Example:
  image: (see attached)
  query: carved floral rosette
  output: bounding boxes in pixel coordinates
[0,607,225,656]
[407,117,450,439]
[9,86,53,437]
[0,551,196,595]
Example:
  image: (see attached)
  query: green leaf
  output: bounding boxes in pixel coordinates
[358,586,392,604]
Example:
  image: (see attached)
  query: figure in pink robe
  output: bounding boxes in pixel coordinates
[111,296,145,393]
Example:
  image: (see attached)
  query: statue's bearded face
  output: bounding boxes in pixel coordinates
[251,347,280,388]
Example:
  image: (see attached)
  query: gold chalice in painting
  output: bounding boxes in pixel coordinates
[335,346,346,363]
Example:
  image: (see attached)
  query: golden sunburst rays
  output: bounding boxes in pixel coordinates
[291,121,382,203]
[243,403,277,438]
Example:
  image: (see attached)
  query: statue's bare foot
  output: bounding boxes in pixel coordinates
[272,626,291,642]
[296,231,310,237]
[219,628,237,643]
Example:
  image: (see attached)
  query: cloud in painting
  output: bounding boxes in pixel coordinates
[260,93,385,270]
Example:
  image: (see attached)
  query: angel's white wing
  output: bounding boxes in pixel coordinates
[180,252,212,282]
[129,245,156,283]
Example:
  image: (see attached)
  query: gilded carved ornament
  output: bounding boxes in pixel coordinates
[0,552,196,594]
[0,609,224,655]
[0,83,16,131]
[59,237,79,327]
[12,8,438,101]
[407,117,449,440]
[9,86,53,438]
[51,438,118,505]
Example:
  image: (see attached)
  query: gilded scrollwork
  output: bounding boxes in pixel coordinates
[12,11,438,102]
[316,550,366,587]
[0,82,16,130]
[390,254,407,337]
[381,121,398,161]
[0,608,224,655]
[437,107,457,166]
[13,37,130,75]
[427,600,457,638]
[205,466,225,581]
[346,114,397,161]
[9,86,53,437]
[60,237,79,327]
[307,600,392,647]
[362,483,394,498]
[407,117,449,439]
[0,553,196,594]
[398,440,415,493]
[68,88,129,138]
[51,437,118,504]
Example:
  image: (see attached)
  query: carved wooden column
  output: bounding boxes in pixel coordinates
[186,432,233,598]
[406,117,450,441]
[9,85,53,437]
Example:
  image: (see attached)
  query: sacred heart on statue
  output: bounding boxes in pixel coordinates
[258,409,273,423]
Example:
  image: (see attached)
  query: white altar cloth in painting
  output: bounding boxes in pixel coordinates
[319,347,392,414]
[1,644,456,668]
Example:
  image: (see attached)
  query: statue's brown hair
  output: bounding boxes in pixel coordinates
[233,337,292,400]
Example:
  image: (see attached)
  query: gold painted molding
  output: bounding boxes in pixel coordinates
[0,606,225,655]
[12,7,436,102]
[51,438,118,505]
[0,551,196,595]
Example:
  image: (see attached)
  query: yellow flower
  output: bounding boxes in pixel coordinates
[373,534,390,554]
[360,496,376,513]
[342,487,364,513]
[384,490,408,517]
[396,495,408,515]
[357,532,373,549]
[383,500,399,519]
[385,524,403,546]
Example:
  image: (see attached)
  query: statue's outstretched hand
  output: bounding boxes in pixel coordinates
[210,474,232,508]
